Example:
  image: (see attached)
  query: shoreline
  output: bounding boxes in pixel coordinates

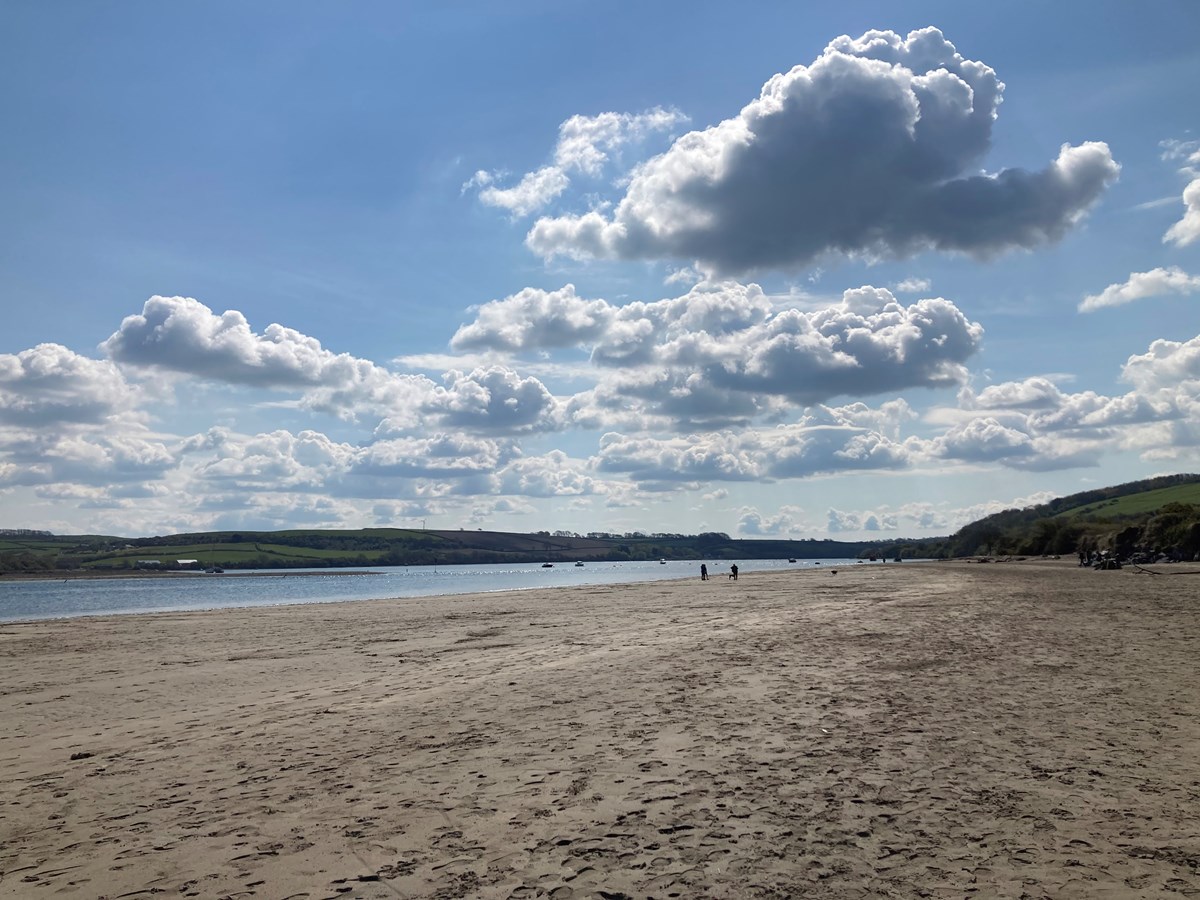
[0,559,858,625]
[2,560,1197,897]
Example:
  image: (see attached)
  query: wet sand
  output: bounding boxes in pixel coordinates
[1,560,1198,898]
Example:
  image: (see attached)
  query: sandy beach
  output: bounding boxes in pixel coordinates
[1,560,1198,899]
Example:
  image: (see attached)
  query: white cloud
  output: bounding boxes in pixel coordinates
[592,400,920,488]
[202,492,360,533]
[468,107,688,217]
[664,266,704,287]
[594,432,764,485]
[738,506,804,536]
[1160,139,1200,164]
[182,428,557,509]
[451,285,612,353]
[933,417,1034,462]
[0,430,176,487]
[105,295,344,387]
[760,421,914,478]
[0,343,142,426]
[1079,266,1200,312]
[925,345,1200,470]
[1121,334,1200,394]
[103,295,437,424]
[961,377,1065,411]
[894,277,932,294]
[496,450,601,497]
[1161,139,1200,247]
[471,497,536,519]
[478,166,571,217]
[824,492,1063,537]
[527,27,1119,273]
[1164,177,1200,247]
[455,281,982,428]
[568,368,787,433]
[371,500,435,524]
[826,508,864,533]
[351,433,510,480]
[554,107,689,176]
[427,366,561,434]
[350,439,601,501]
[722,288,982,404]
[191,429,357,491]
[954,375,1175,438]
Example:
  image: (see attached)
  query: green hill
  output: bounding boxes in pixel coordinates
[940,474,1200,560]
[1053,480,1200,520]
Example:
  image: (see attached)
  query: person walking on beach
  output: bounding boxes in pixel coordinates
[729,564,738,580]
[700,563,708,581]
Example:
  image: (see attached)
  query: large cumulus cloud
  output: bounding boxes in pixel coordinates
[456,281,982,427]
[1121,335,1200,395]
[526,27,1119,273]
[351,433,510,480]
[593,401,918,487]
[103,295,436,423]
[105,295,365,387]
[189,428,357,491]
[495,450,601,497]
[451,285,612,353]
[925,342,1200,471]
[425,367,562,434]
[0,343,141,426]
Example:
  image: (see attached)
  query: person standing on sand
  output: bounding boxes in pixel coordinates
[730,564,738,580]
[700,564,708,581]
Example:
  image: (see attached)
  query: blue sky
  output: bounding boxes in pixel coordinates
[2,1,1199,539]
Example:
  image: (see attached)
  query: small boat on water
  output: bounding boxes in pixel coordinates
[574,561,584,567]
[659,559,666,564]
[541,563,554,568]
[788,558,797,563]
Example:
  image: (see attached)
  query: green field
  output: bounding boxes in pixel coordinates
[1055,481,1200,520]
[80,542,395,568]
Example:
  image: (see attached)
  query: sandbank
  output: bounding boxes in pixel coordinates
[1,560,1198,898]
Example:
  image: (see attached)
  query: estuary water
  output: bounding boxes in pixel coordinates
[0,558,862,622]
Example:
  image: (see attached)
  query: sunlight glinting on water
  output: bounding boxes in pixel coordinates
[0,558,868,622]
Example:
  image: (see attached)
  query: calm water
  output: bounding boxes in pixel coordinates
[0,558,861,622]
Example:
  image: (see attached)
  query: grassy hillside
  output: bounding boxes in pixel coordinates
[1054,481,1200,520]
[942,474,1200,560]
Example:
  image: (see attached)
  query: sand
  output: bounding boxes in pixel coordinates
[1,560,1198,899]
